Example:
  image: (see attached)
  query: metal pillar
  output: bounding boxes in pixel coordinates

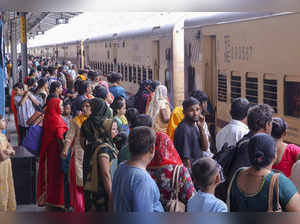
[10,15,18,84]
[20,12,27,82]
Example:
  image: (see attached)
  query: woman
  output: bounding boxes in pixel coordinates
[147,132,196,209]
[37,98,68,211]
[147,85,171,134]
[271,117,300,177]
[167,106,184,141]
[35,78,49,106]
[227,133,300,212]
[134,80,152,114]
[0,115,16,211]
[61,100,92,212]
[80,98,114,211]
[290,161,300,192]
[81,118,118,211]
[47,81,63,103]
[71,81,93,116]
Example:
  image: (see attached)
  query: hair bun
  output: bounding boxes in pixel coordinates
[254,151,264,163]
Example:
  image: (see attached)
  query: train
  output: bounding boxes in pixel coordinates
[28,12,300,145]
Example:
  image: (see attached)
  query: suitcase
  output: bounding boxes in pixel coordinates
[11,156,36,205]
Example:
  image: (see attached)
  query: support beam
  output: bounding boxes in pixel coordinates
[10,15,18,84]
[20,12,27,82]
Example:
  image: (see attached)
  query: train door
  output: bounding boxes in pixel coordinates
[152,40,160,80]
[187,65,196,95]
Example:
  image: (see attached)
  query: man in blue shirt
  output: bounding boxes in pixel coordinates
[112,126,164,212]
[109,72,127,99]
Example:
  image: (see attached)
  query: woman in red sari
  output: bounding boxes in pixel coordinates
[147,132,196,210]
[37,98,68,211]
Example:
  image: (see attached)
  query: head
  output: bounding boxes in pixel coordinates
[78,80,92,95]
[26,78,37,89]
[29,69,38,78]
[129,126,156,162]
[109,72,122,84]
[93,85,108,100]
[113,131,128,151]
[111,120,119,139]
[63,101,72,116]
[131,114,153,129]
[88,71,101,82]
[190,90,208,113]
[48,66,57,77]
[13,82,25,96]
[271,117,287,141]
[110,96,126,116]
[126,108,139,126]
[230,97,251,121]
[182,97,201,123]
[192,157,223,192]
[81,100,92,117]
[37,78,48,91]
[49,81,63,96]
[150,80,161,92]
[248,133,276,170]
[0,115,7,130]
[140,80,152,92]
[154,85,168,100]
[247,104,274,134]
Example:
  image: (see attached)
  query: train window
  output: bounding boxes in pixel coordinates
[165,69,171,91]
[125,65,128,81]
[109,42,111,48]
[284,79,300,118]
[105,63,108,74]
[123,41,125,48]
[111,63,114,72]
[97,62,100,70]
[142,67,147,81]
[246,73,258,104]
[133,66,137,83]
[129,65,132,82]
[137,66,141,84]
[148,68,153,80]
[231,73,241,102]
[121,64,124,81]
[217,71,227,102]
[118,64,120,73]
[263,78,277,113]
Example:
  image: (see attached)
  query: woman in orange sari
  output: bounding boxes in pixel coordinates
[37,98,68,211]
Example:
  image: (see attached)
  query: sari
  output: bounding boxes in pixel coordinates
[37,98,68,208]
[167,106,184,141]
[147,85,171,134]
[10,90,20,143]
[65,114,88,212]
[135,80,152,114]
[83,118,118,211]
[147,132,195,208]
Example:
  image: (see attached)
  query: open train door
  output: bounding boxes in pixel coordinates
[203,35,217,152]
[152,40,160,80]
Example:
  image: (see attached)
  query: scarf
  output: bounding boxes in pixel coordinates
[147,85,170,120]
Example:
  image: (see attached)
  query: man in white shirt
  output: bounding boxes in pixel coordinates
[215,98,250,152]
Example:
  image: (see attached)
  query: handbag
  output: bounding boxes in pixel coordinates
[267,173,282,212]
[26,106,46,126]
[165,165,186,212]
[22,125,43,156]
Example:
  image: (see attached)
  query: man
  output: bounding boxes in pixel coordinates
[112,126,164,212]
[216,97,250,152]
[48,66,58,86]
[216,103,274,201]
[14,82,40,143]
[174,97,209,169]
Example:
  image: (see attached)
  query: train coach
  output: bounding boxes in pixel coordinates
[29,12,300,145]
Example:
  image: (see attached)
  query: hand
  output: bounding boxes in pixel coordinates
[197,114,205,129]
[4,149,15,156]
[60,149,68,158]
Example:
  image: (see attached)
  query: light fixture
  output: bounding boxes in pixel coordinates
[56,13,69,25]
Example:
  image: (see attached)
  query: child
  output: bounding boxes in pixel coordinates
[110,96,129,134]
[0,115,17,211]
[187,157,228,212]
[125,107,139,128]
[62,101,73,127]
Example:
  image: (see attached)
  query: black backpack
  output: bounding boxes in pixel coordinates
[126,94,136,109]
[213,138,250,202]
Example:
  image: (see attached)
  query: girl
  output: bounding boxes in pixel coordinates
[110,96,129,134]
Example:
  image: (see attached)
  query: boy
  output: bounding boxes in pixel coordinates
[187,157,227,212]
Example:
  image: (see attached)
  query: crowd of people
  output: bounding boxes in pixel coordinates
[1,55,300,212]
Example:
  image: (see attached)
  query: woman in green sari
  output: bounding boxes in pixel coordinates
[81,98,118,211]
